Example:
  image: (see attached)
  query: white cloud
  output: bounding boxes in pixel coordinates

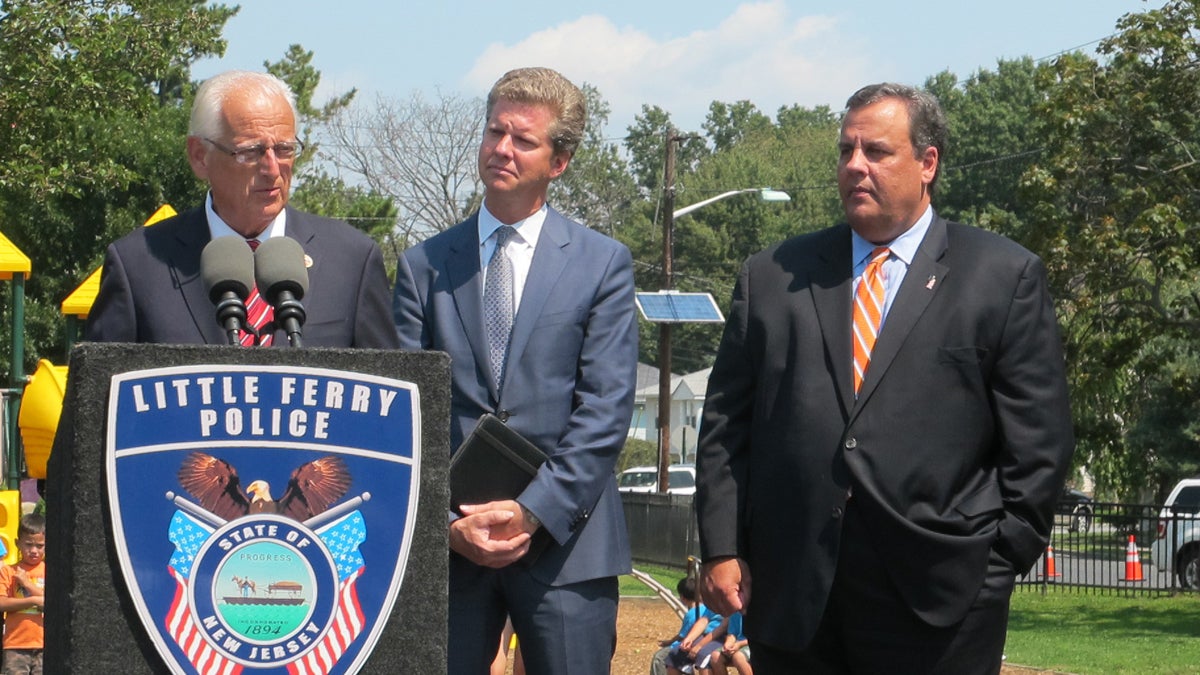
[462,1,877,135]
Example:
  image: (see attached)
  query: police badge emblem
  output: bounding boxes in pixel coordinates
[106,365,420,674]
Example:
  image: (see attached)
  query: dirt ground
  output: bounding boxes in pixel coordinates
[499,596,1068,674]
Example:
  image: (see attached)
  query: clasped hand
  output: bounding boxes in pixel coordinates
[449,499,538,568]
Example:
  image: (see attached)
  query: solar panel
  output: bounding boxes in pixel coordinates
[635,292,725,323]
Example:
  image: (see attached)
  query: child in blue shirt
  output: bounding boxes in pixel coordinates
[651,576,722,675]
[694,611,751,674]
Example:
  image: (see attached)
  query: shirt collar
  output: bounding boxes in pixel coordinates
[851,205,933,268]
[204,192,288,242]
[478,201,546,249]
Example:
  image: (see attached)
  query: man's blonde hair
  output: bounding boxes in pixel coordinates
[486,67,586,157]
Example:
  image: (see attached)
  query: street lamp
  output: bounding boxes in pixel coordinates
[653,165,791,492]
[672,188,791,220]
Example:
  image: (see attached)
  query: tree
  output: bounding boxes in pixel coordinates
[323,90,483,246]
[621,103,842,373]
[0,0,235,367]
[0,0,234,199]
[290,171,400,269]
[925,57,1048,233]
[549,84,639,238]
[624,105,708,194]
[1023,0,1200,493]
[703,100,772,153]
[264,44,355,170]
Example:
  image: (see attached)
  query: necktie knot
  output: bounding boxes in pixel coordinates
[493,226,516,251]
[247,238,261,251]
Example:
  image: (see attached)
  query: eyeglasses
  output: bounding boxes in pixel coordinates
[203,137,305,165]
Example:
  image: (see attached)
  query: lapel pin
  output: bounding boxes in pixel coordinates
[925,275,936,290]
[304,254,314,268]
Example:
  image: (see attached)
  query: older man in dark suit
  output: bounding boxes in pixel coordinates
[392,67,637,674]
[86,70,397,348]
[695,83,1074,674]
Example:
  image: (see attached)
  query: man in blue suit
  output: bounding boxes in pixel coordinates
[392,67,638,673]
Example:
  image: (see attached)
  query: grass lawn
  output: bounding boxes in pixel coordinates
[621,565,687,597]
[625,567,1200,673]
[1006,591,1200,674]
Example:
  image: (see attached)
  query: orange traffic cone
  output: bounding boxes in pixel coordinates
[1121,534,1145,582]
[1043,544,1061,578]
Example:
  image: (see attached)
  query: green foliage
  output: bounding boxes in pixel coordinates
[928,57,1048,230]
[1022,0,1200,494]
[550,84,639,238]
[621,103,841,372]
[290,171,400,277]
[0,0,235,372]
[264,44,355,167]
[624,105,708,192]
[618,438,658,473]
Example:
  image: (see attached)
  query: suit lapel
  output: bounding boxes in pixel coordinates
[443,216,495,395]
[171,211,223,344]
[853,215,949,409]
[285,207,318,250]
[810,226,856,413]
[504,209,571,387]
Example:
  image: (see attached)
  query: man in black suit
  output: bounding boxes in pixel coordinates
[694,82,1074,674]
[86,70,397,348]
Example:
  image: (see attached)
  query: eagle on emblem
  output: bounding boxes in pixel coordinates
[177,451,352,522]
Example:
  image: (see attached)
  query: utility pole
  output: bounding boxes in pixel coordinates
[656,129,678,494]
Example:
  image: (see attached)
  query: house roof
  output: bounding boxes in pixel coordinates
[636,366,711,401]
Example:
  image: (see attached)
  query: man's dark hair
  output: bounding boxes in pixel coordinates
[845,82,948,195]
[676,575,697,601]
[18,513,45,539]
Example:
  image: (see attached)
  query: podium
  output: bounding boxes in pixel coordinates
[45,343,450,674]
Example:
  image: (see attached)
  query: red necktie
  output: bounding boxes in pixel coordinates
[241,239,273,347]
[852,247,889,394]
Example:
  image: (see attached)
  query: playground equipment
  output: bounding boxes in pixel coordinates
[4,206,178,488]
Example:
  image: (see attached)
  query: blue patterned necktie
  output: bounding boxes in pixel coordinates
[484,226,517,391]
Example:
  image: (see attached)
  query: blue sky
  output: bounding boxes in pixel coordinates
[193,0,1151,136]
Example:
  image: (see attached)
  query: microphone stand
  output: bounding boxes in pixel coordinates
[275,292,306,348]
[214,293,248,346]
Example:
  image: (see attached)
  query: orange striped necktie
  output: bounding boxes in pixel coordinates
[240,238,274,347]
[852,246,890,394]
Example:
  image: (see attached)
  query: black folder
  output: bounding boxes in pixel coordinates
[449,414,552,563]
[450,413,548,510]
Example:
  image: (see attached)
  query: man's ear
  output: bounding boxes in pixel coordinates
[186,136,210,181]
[920,146,939,187]
[549,150,571,180]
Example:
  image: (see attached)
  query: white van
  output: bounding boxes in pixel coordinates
[617,464,696,495]
[1152,477,1200,589]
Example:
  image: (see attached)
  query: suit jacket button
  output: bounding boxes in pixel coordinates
[497,410,510,422]
[832,506,844,519]
[844,437,857,450]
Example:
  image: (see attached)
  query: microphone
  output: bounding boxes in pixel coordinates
[253,237,310,347]
[200,237,255,345]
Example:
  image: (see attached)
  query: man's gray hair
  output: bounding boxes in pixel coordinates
[189,70,299,140]
[845,82,947,194]
[486,67,586,158]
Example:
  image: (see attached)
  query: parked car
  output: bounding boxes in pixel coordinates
[617,464,696,495]
[1152,477,1200,589]
[1058,487,1095,533]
